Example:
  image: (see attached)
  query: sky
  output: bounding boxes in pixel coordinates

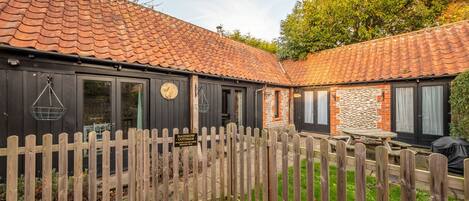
[154,0,297,41]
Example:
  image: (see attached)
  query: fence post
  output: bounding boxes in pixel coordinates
[262,129,269,201]
[269,131,278,201]
[400,149,416,201]
[232,125,238,200]
[73,132,83,201]
[281,133,289,201]
[6,136,18,201]
[336,140,347,201]
[128,128,137,201]
[246,127,252,201]
[162,128,170,201]
[173,128,181,201]
[355,143,366,201]
[239,126,245,201]
[151,129,159,201]
[376,146,389,201]
[192,127,200,201]
[143,130,151,201]
[58,133,68,201]
[102,131,110,201]
[306,137,315,201]
[210,127,217,200]
[465,159,469,201]
[293,134,301,201]
[43,134,53,201]
[136,130,144,201]
[24,135,36,201]
[219,126,226,200]
[88,132,97,201]
[182,128,190,201]
[254,128,261,201]
[202,127,208,201]
[227,124,233,200]
[320,138,330,201]
[116,130,124,201]
[429,153,448,201]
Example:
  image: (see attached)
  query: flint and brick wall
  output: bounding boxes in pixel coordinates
[263,87,291,128]
[330,84,391,135]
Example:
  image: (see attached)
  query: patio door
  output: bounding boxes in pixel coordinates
[302,89,330,133]
[78,75,148,141]
[392,81,450,146]
[221,87,245,127]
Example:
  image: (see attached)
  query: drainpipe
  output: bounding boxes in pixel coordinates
[254,85,267,128]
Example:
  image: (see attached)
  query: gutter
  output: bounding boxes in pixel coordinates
[294,75,458,88]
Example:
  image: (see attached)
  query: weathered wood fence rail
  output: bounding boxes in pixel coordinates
[0,123,467,201]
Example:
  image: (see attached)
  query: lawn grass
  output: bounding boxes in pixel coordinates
[277,159,458,201]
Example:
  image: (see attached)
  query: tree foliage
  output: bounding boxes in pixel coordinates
[438,0,469,24]
[226,30,278,54]
[278,0,450,60]
[450,71,469,139]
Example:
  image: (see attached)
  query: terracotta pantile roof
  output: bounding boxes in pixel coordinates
[0,0,290,85]
[282,20,469,86]
[1,1,467,87]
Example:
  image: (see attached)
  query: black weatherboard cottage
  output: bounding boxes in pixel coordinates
[0,0,294,179]
[0,0,468,182]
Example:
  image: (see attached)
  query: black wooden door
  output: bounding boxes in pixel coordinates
[78,75,149,173]
[392,81,450,146]
[302,89,330,133]
[78,75,149,139]
[221,87,246,127]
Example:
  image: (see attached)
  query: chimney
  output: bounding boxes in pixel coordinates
[216,25,224,36]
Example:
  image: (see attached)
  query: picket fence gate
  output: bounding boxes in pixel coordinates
[0,123,467,201]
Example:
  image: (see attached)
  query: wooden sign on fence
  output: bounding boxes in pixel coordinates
[174,133,198,147]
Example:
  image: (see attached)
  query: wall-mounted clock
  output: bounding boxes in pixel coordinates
[160,82,178,100]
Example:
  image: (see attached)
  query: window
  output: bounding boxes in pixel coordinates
[421,86,444,136]
[304,91,314,123]
[83,79,113,140]
[317,90,328,125]
[274,90,280,118]
[395,87,414,133]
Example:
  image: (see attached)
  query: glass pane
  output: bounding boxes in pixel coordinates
[221,90,231,126]
[304,91,314,124]
[422,86,444,136]
[395,87,414,133]
[274,91,280,118]
[83,80,112,140]
[235,91,243,126]
[121,82,144,133]
[317,91,328,125]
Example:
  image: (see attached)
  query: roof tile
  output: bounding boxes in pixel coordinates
[6,0,288,84]
[282,21,469,85]
[0,0,467,86]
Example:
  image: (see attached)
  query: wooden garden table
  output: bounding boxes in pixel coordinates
[341,128,397,151]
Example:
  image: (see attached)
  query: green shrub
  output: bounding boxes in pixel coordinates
[450,71,469,139]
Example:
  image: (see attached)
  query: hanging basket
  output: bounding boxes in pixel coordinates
[31,76,66,121]
[198,86,209,113]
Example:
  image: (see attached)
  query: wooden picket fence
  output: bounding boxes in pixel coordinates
[0,123,467,201]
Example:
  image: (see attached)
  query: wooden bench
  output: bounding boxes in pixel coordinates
[389,140,412,149]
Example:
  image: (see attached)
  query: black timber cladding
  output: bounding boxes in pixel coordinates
[0,48,265,180]
[198,77,264,129]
